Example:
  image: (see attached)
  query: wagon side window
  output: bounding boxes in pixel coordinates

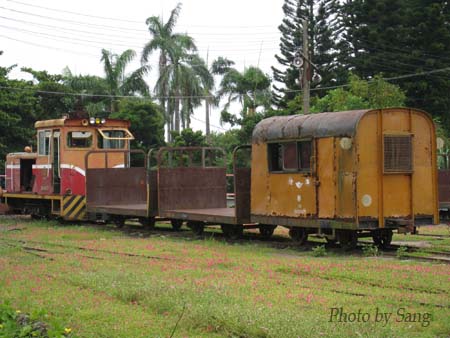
[283,142,298,170]
[384,135,413,173]
[37,130,51,156]
[268,143,283,171]
[298,141,312,171]
[67,131,93,148]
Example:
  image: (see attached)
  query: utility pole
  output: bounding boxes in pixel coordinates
[302,18,310,115]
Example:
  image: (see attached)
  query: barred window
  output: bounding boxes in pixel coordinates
[384,135,413,173]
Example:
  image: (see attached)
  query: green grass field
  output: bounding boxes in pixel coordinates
[0,218,449,338]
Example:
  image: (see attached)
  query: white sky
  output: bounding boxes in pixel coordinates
[0,0,285,135]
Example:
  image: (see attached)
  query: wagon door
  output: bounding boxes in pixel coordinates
[267,140,317,217]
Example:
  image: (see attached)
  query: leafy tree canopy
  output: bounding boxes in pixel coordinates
[111,99,165,149]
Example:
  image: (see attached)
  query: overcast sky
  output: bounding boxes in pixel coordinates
[0,0,285,134]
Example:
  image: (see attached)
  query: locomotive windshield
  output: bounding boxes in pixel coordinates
[97,129,133,149]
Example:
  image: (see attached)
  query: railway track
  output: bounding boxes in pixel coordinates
[1,216,449,264]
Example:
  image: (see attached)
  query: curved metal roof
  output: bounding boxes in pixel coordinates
[252,109,371,143]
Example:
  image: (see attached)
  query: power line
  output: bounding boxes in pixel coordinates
[5,0,278,29]
[0,34,99,57]
[0,5,281,37]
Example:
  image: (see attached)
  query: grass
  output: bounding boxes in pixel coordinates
[0,218,449,337]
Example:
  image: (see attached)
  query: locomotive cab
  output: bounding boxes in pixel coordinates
[2,116,134,220]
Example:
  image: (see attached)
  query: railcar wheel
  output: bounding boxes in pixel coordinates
[289,227,308,245]
[325,237,337,245]
[188,221,204,236]
[372,229,393,249]
[337,230,358,250]
[259,225,276,239]
[221,224,243,239]
[171,219,183,231]
[114,217,125,228]
[139,217,155,230]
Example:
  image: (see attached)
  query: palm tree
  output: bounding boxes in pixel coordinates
[217,66,272,121]
[100,49,149,113]
[142,3,196,139]
[204,57,235,137]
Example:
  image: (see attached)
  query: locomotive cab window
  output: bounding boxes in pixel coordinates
[384,134,413,173]
[97,129,133,149]
[67,131,93,148]
[268,140,312,172]
[37,130,51,156]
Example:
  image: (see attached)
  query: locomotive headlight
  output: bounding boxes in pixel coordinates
[95,118,101,124]
[89,117,95,125]
[101,118,106,124]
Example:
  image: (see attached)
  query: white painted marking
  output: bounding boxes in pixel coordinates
[297,195,302,202]
[32,164,51,169]
[294,209,306,215]
[6,165,20,169]
[305,179,310,185]
[362,194,372,207]
[113,164,125,168]
[295,181,303,189]
[60,164,86,176]
[340,137,353,150]
[288,177,294,186]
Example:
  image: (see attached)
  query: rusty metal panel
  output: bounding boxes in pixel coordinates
[252,110,369,143]
[438,170,450,207]
[86,168,146,206]
[162,208,235,224]
[158,167,226,212]
[148,170,158,216]
[234,167,251,223]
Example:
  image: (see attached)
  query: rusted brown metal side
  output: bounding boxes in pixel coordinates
[158,167,227,211]
[438,169,450,209]
[86,167,147,207]
[85,150,148,216]
[233,145,252,224]
[148,170,158,216]
[234,167,251,223]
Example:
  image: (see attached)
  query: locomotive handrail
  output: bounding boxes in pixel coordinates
[84,149,147,170]
[156,146,226,168]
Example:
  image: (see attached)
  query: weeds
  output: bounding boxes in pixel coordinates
[0,302,71,338]
[362,244,379,257]
[311,245,326,257]
[396,246,408,259]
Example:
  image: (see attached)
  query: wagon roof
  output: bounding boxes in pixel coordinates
[252,109,371,143]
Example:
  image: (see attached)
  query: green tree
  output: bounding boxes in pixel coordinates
[21,67,75,120]
[272,0,342,107]
[171,128,206,147]
[310,74,406,112]
[142,3,196,139]
[110,99,165,149]
[100,49,149,113]
[0,65,40,171]
[340,0,450,124]
[218,66,271,125]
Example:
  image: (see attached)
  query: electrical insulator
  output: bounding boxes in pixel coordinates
[293,57,303,68]
[312,73,322,83]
